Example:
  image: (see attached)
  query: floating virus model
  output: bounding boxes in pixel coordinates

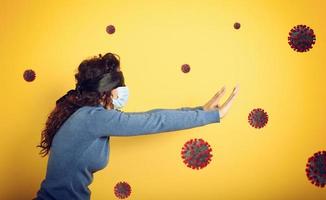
[234,22,241,29]
[106,25,116,34]
[23,69,36,82]
[306,151,326,188]
[181,64,190,73]
[114,181,131,199]
[288,24,316,52]
[181,138,213,170]
[248,108,268,129]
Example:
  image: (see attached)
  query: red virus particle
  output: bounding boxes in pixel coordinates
[288,24,316,52]
[181,138,213,170]
[114,181,131,199]
[306,151,326,188]
[23,69,36,82]
[248,108,268,129]
[106,25,116,34]
[234,22,241,29]
[181,64,190,73]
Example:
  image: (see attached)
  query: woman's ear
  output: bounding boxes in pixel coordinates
[111,88,118,99]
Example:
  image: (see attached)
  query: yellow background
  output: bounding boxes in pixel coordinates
[1,0,325,199]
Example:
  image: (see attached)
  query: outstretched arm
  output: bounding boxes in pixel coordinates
[119,106,204,114]
[87,106,219,137]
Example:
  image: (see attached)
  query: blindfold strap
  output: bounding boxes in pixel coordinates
[56,71,125,106]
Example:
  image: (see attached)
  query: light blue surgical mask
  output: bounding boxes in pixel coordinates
[112,86,129,109]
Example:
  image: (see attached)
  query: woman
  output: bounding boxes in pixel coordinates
[34,52,239,199]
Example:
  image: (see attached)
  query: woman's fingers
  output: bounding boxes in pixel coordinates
[215,86,226,97]
[204,85,239,114]
[211,86,226,106]
[218,85,239,118]
[215,86,226,102]
[210,86,226,101]
[221,85,239,108]
[205,86,226,109]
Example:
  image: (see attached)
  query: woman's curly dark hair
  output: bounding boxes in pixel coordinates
[36,52,125,157]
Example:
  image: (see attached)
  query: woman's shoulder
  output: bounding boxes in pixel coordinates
[76,105,116,116]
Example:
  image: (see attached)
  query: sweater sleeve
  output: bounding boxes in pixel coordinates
[119,106,204,114]
[87,107,219,137]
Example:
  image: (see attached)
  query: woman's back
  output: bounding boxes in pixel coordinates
[36,106,110,200]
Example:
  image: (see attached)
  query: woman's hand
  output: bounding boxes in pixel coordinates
[202,85,239,119]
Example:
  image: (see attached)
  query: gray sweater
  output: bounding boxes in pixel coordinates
[35,105,220,199]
